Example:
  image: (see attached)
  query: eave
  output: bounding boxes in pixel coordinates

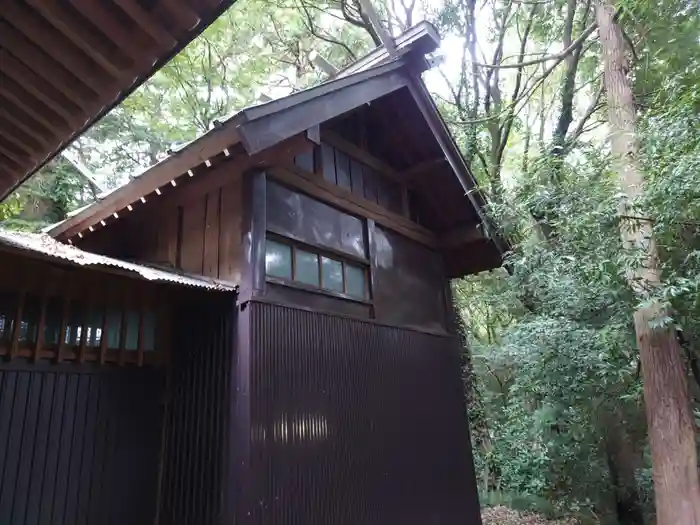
[0,0,238,200]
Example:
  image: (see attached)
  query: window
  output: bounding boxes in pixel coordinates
[265,239,293,279]
[265,237,368,299]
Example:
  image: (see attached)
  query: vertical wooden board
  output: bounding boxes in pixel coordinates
[179,196,206,274]
[63,375,91,523]
[321,143,336,184]
[218,177,243,284]
[38,373,67,524]
[155,206,179,267]
[335,150,352,191]
[363,165,379,204]
[24,372,56,525]
[0,372,29,521]
[11,371,43,525]
[203,189,221,278]
[350,158,364,198]
[0,372,17,489]
[51,373,79,524]
[294,150,314,172]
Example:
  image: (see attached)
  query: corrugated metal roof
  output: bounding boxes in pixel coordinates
[0,230,236,292]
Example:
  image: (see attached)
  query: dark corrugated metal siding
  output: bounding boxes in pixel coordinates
[242,300,481,525]
[160,295,236,525]
[0,362,163,525]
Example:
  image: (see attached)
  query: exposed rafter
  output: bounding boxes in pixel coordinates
[0,0,240,200]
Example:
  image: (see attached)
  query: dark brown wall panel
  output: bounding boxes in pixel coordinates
[219,177,243,283]
[373,224,447,331]
[180,195,206,274]
[241,301,481,525]
[89,175,244,286]
[203,190,221,278]
[0,362,163,525]
[159,294,236,525]
[266,180,367,260]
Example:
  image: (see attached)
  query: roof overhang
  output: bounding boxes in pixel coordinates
[45,21,506,274]
[48,24,442,241]
[0,0,238,200]
[0,229,236,291]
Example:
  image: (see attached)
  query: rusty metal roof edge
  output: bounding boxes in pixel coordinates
[0,229,237,292]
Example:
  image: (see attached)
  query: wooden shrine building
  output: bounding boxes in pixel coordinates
[0,15,504,525]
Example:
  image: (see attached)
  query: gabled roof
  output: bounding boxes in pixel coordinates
[47,21,505,273]
[0,0,239,200]
[48,22,444,240]
[0,229,235,291]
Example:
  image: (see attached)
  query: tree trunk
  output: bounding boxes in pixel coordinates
[596,2,700,524]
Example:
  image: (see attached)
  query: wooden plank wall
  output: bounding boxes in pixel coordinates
[159,294,236,524]
[0,254,169,367]
[0,363,164,525]
[127,174,244,285]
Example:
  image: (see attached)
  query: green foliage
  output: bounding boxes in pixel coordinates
[2,0,698,521]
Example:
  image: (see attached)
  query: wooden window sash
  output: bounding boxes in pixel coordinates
[56,296,70,363]
[33,291,48,363]
[10,289,26,360]
[267,235,370,301]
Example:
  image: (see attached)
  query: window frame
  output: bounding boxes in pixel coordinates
[264,233,371,304]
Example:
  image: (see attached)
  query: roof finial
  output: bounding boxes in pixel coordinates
[308,50,339,76]
[357,0,397,55]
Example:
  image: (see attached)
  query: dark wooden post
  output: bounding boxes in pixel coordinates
[238,169,267,304]
[228,168,267,524]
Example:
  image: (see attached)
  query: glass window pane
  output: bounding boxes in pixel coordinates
[322,257,344,293]
[266,239,292,279]
[125,311,140,351]
[295,249,320,286]
[106,309,122,349]
[142,311,156,352]
[346,264,366,298]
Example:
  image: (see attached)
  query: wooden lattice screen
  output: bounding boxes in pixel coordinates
[0,254,169,366]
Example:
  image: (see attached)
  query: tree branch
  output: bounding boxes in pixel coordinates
[475,20,597,69]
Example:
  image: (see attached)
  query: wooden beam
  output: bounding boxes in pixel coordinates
[321,130,403,184]
[438,225,485,248]
[309,50,339,76]
[137,296,146,367]
[99,301,109,365]
[0,99,55,148]
[118,294,129,366]
[50,124,244,239]
[269,165,438,248]
[401,157,448,181]
[56,297,70,363]
[0,83,69,139]
[69,0,160,65]
[0,50,82,123]
[357,0,397,54]
[33,291,49,363]
[0,168,17,189]
[0,21,95,109]
[25,0,134,79]
[238,61,409,154]
[152,2,201,36]
[0,153,28,176]
[0,115,44,157]
[0,139,34,168]
[9,289,26,360]
[2,1,111,94]
[54,131,312,241]
[112,0,178,52]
